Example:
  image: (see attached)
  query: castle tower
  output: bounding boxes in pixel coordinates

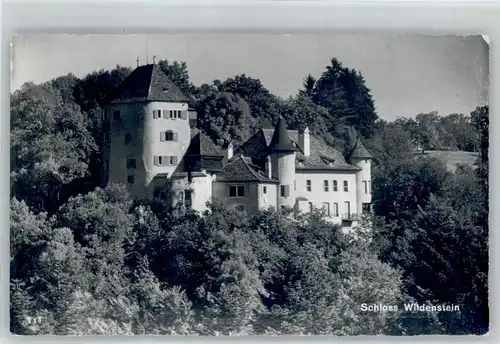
[268,116,297,209]
[346,127,373,217]
[102,63,192,199]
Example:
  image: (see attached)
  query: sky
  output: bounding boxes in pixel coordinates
[11,34,489,121]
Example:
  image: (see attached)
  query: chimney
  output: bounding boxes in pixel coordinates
[223,142,233,166]
[265,155,272,179]
[298,127,310,156]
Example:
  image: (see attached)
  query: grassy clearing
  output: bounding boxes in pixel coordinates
[414,150,478,173]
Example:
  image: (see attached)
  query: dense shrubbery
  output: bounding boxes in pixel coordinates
[10,57,488,335]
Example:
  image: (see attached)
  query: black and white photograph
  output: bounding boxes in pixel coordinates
[9,34,489,335]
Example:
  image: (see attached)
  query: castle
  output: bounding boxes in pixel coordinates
[101,64,372,228]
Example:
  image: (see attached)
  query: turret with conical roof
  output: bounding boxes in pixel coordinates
[345,127,372,216]
[267,116,297,209]
[268,116,298,153]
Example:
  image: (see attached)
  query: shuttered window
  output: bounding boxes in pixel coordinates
[153,110,162,119]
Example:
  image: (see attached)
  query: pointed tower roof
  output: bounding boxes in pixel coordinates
[110,64,190,104]
[268,116,297,153]
[346,127,373,160]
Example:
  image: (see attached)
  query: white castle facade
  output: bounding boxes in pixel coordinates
[101,64,372,228]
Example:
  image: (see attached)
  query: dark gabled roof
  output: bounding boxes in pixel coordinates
[268,116,297,153]
[110,64,190,104]
[185,130,223,157]
[218,156,279,183]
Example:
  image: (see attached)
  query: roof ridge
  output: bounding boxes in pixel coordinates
[240,156,262,180]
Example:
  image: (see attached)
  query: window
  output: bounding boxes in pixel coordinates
[324,180,329,192]
[187,172,193,183]
[229,185,245,197]
[333,180,338,192]
[280,185,289,197]
[113,110,121,123]
[153,110,162,119]
[263,186,267,194]
[154,155,178,166]
[161,131,177,142]
[306,180,312,192]
[294,180,296,190]
[345,201,351,216]
[309,202,313,213]
[343,180,349,192]
[169,110,182,119]
[124,133,132,145]
[184,190,193,208]
[127,175,135,184]
[362,203,371,214]
[363,181,368,194]
[333,203,339,217]
[127,158,136,169]
[322,202,331,216]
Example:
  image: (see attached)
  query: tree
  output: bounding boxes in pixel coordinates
[216,74,286,127]
[157,59,196,96]
[10,82,97,213]
[196,91,256,146]
[311,58,378,138]
[73,65,132,111]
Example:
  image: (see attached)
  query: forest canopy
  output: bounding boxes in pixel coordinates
[10,57,489,335]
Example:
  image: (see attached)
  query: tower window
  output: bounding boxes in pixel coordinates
[324,180,329,192]
[124,133,132,145]
[154,155,177,166]
[127,158,136,169]
[280,185,289,197]
[169,110,182,119]
[113,110,121,123]
[153,110,162,119]
[161,130,178,142]
[263,186,267,194]
[127,175,135,184]
[306,180,312,192]
[184,190,193,208]
[333,180,338,192]
[343,180,349,192]
[363,181,368,194]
